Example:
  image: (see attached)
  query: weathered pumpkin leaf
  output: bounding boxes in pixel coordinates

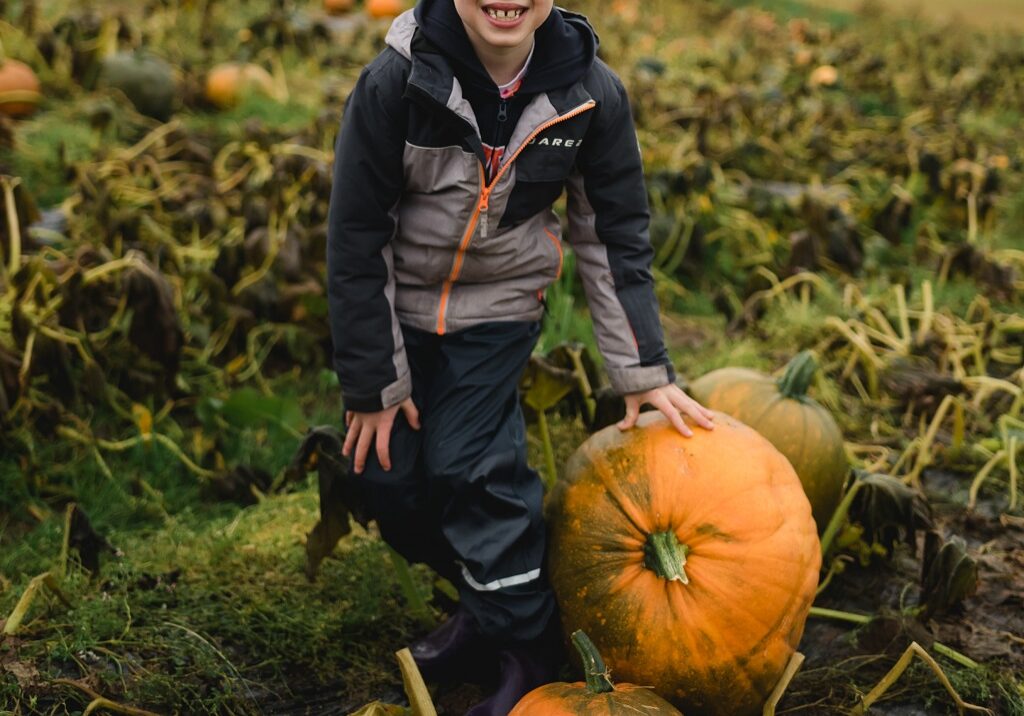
[520,355,576,413]
[204,465,273,506]
[849,471,933,556]
[69,504,119,575]
[284,426,369,580]
[918,532,978,619]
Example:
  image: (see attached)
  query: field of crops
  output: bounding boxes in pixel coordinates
[769,0,1024,30]
[0,0,1022,714]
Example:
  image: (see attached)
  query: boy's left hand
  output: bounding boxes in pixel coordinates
[618,384,715,438]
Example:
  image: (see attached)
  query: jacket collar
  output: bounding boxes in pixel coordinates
[385,9,593,142]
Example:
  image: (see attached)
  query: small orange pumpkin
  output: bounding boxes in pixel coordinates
[323,0,355,15]
[547,412,820,715]
[511,630,682,715]
[204,62,276,109]
[688,351,848,530]
[0,59,41,117]
[366,0,403,19]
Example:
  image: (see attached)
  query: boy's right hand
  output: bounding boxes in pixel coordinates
[343,398,421,474]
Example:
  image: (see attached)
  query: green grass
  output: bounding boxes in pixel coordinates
[0,371,439,714]
[723,0,857,26]
[731,0,1024,29]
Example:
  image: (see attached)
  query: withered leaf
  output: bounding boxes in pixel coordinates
[285,426,368,581]
[918,532,979,619]
[849,471,933,556]
[205,465,273,506]
[519,355,576,414]
[69,504,120,575]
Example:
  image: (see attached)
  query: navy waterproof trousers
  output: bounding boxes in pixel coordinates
[354,321,556,643]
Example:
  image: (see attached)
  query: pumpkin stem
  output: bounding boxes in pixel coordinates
[643,531,690,583]
[571,630,615,694]
[777,351,818,401]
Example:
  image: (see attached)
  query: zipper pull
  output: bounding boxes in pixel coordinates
[479,190,491,238]
[497,99,508,123]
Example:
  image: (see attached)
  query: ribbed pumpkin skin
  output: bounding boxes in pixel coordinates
[689,367,847,530]
[511,682,682,715]
[546,412,820,716]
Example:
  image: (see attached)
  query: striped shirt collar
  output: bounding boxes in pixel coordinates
[497,41,535,99]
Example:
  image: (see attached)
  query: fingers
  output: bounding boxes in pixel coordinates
[352,421,375,474]
[671,390,715,430]
[617,396,641,431]
[402,399,421,431]
[375,419,393,471]
[653,391,693,437]
[342,416,359,458]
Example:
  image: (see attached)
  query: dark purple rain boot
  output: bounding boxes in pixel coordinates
[409,607,495,684]
[464,620,565,716]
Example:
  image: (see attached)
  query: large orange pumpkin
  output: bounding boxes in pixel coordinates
[511,630,682,715]
[546,412,820,716]
[688,351,848,530]
[0,59,41,117]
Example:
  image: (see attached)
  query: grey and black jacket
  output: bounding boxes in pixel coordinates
[327,7,675,412]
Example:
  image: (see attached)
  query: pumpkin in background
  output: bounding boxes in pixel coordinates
[366,0,403,19]
[546,412,820,716]
[0,59,41,117]
[511,630,682,715]
[204,63,276,109]
[323,0,355,15]
[97,52,176,121]
[688,351,848,530]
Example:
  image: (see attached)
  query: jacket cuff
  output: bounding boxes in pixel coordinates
[607,363,676,396]
[341,372,412,413]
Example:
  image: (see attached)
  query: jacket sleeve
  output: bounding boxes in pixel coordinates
[565,69,676,395]
[326,58,411,412]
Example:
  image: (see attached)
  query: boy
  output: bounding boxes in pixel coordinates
[326,1,715,712]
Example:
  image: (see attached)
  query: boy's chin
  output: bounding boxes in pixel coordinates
[479,30,533,48]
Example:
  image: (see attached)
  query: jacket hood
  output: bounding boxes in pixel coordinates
[387,1,597,96]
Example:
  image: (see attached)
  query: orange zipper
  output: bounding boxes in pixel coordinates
[436,100,597,335]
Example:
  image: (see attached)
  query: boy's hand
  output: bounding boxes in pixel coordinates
[618,384,715,438]
[343,398,421,474]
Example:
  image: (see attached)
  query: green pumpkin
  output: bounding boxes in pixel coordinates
[689,351,848,530]
[98,52,176,121]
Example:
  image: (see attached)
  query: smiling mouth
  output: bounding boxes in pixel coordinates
[483,4,527,22]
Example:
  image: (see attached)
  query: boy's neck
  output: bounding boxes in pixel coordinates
[465,34,534,88]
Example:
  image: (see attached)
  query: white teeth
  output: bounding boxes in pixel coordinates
[487,8,523,20]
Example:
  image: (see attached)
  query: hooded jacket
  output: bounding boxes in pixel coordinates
[327,5,675,412]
